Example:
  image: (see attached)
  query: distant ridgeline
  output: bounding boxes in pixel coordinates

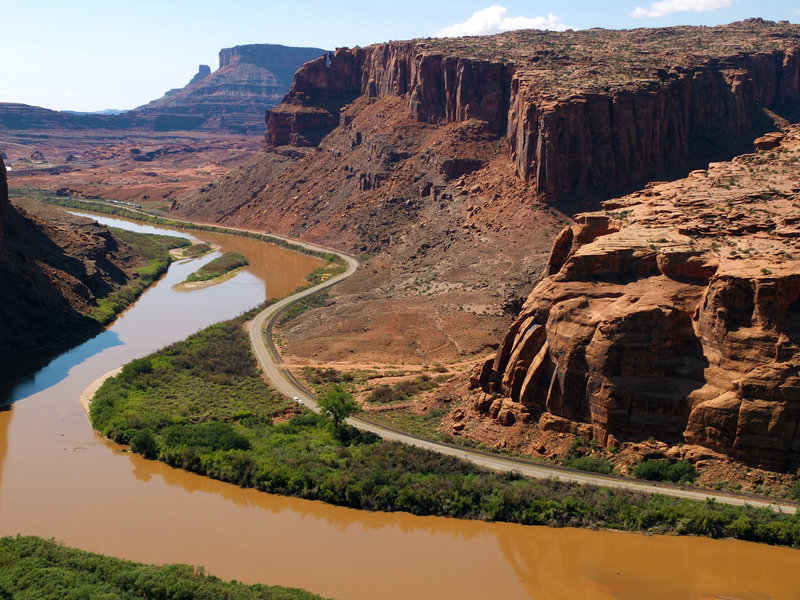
[0,43,326,135]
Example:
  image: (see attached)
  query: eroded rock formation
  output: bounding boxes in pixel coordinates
[0,44,326,135]
[475,127,800,471]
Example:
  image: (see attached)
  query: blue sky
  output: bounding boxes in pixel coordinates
[2,1,798,112]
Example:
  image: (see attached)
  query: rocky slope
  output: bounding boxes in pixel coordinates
[128,44,325,133]
[0,155,149,360]
[173,20,800,364]
[466,126,800,471]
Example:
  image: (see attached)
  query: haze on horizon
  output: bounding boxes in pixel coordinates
[2,0,797,113]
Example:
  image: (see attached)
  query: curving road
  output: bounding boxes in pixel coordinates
[245,236,799,515]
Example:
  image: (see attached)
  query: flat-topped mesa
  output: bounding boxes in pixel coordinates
[267,20,800,203]
[130,43,325,134]
[473,125,800,471]
[218,43,328,83]
[509,48,800,201]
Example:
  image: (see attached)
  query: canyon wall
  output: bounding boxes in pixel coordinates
[507,49,800,200]
[267,23,800,203]
[473,129,800,470]
[266,43,513,146]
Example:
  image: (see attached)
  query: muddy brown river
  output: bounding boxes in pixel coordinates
[1,215,798,600]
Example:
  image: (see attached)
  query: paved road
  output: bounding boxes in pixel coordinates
[73,200,793,515]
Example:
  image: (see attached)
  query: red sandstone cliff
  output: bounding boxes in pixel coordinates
[267,21,800,203]
[471,127,800,471]
[173,21,800,368]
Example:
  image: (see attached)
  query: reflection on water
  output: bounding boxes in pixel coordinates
[0,216,798,600]
[3,330,123,405]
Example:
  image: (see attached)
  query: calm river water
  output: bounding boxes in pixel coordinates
[0,215,798,600]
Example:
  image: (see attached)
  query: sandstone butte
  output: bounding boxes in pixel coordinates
[172,20,800,471]
[130,43,326,134]
[469,126,800,471]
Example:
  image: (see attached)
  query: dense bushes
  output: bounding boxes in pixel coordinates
[91,314,800,547]
[563,455,614,474]
[633,459,698,484]
[278,291,330,325]
[0,536,327,599]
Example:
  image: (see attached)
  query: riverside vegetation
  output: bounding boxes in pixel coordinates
[0,536,327,600]
[91,228,188,325]
[40,196,344,266]
[186,252,249,283]
[91,311,800,547]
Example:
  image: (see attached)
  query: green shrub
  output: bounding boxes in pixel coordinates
[130,429,158,459]
[564,455,614,474]
[633,459,698,484]
[789,482,800,501]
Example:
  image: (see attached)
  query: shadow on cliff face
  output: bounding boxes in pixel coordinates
[0,205,107,359]
[586,305,709,444]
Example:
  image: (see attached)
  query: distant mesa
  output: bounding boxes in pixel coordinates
[0,43,326,135]
[126,43,327,134]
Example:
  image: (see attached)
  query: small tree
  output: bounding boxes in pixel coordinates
[317,384,358,432]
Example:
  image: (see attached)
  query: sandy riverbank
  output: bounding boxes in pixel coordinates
[79,367,123,416]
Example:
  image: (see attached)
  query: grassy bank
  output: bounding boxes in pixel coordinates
[90,313,800,547]
[0,536,328,600]
[91,229,188,325]
[186,252,249,283]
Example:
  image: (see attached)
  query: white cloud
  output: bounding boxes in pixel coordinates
[437,5,569,37]
[631,0,732,18]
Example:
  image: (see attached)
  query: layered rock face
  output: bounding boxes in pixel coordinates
[476,127,800,470]
[267,20,800,202]
[266,42,513,146]
[132,43,325,133]
[0,102,136,131]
